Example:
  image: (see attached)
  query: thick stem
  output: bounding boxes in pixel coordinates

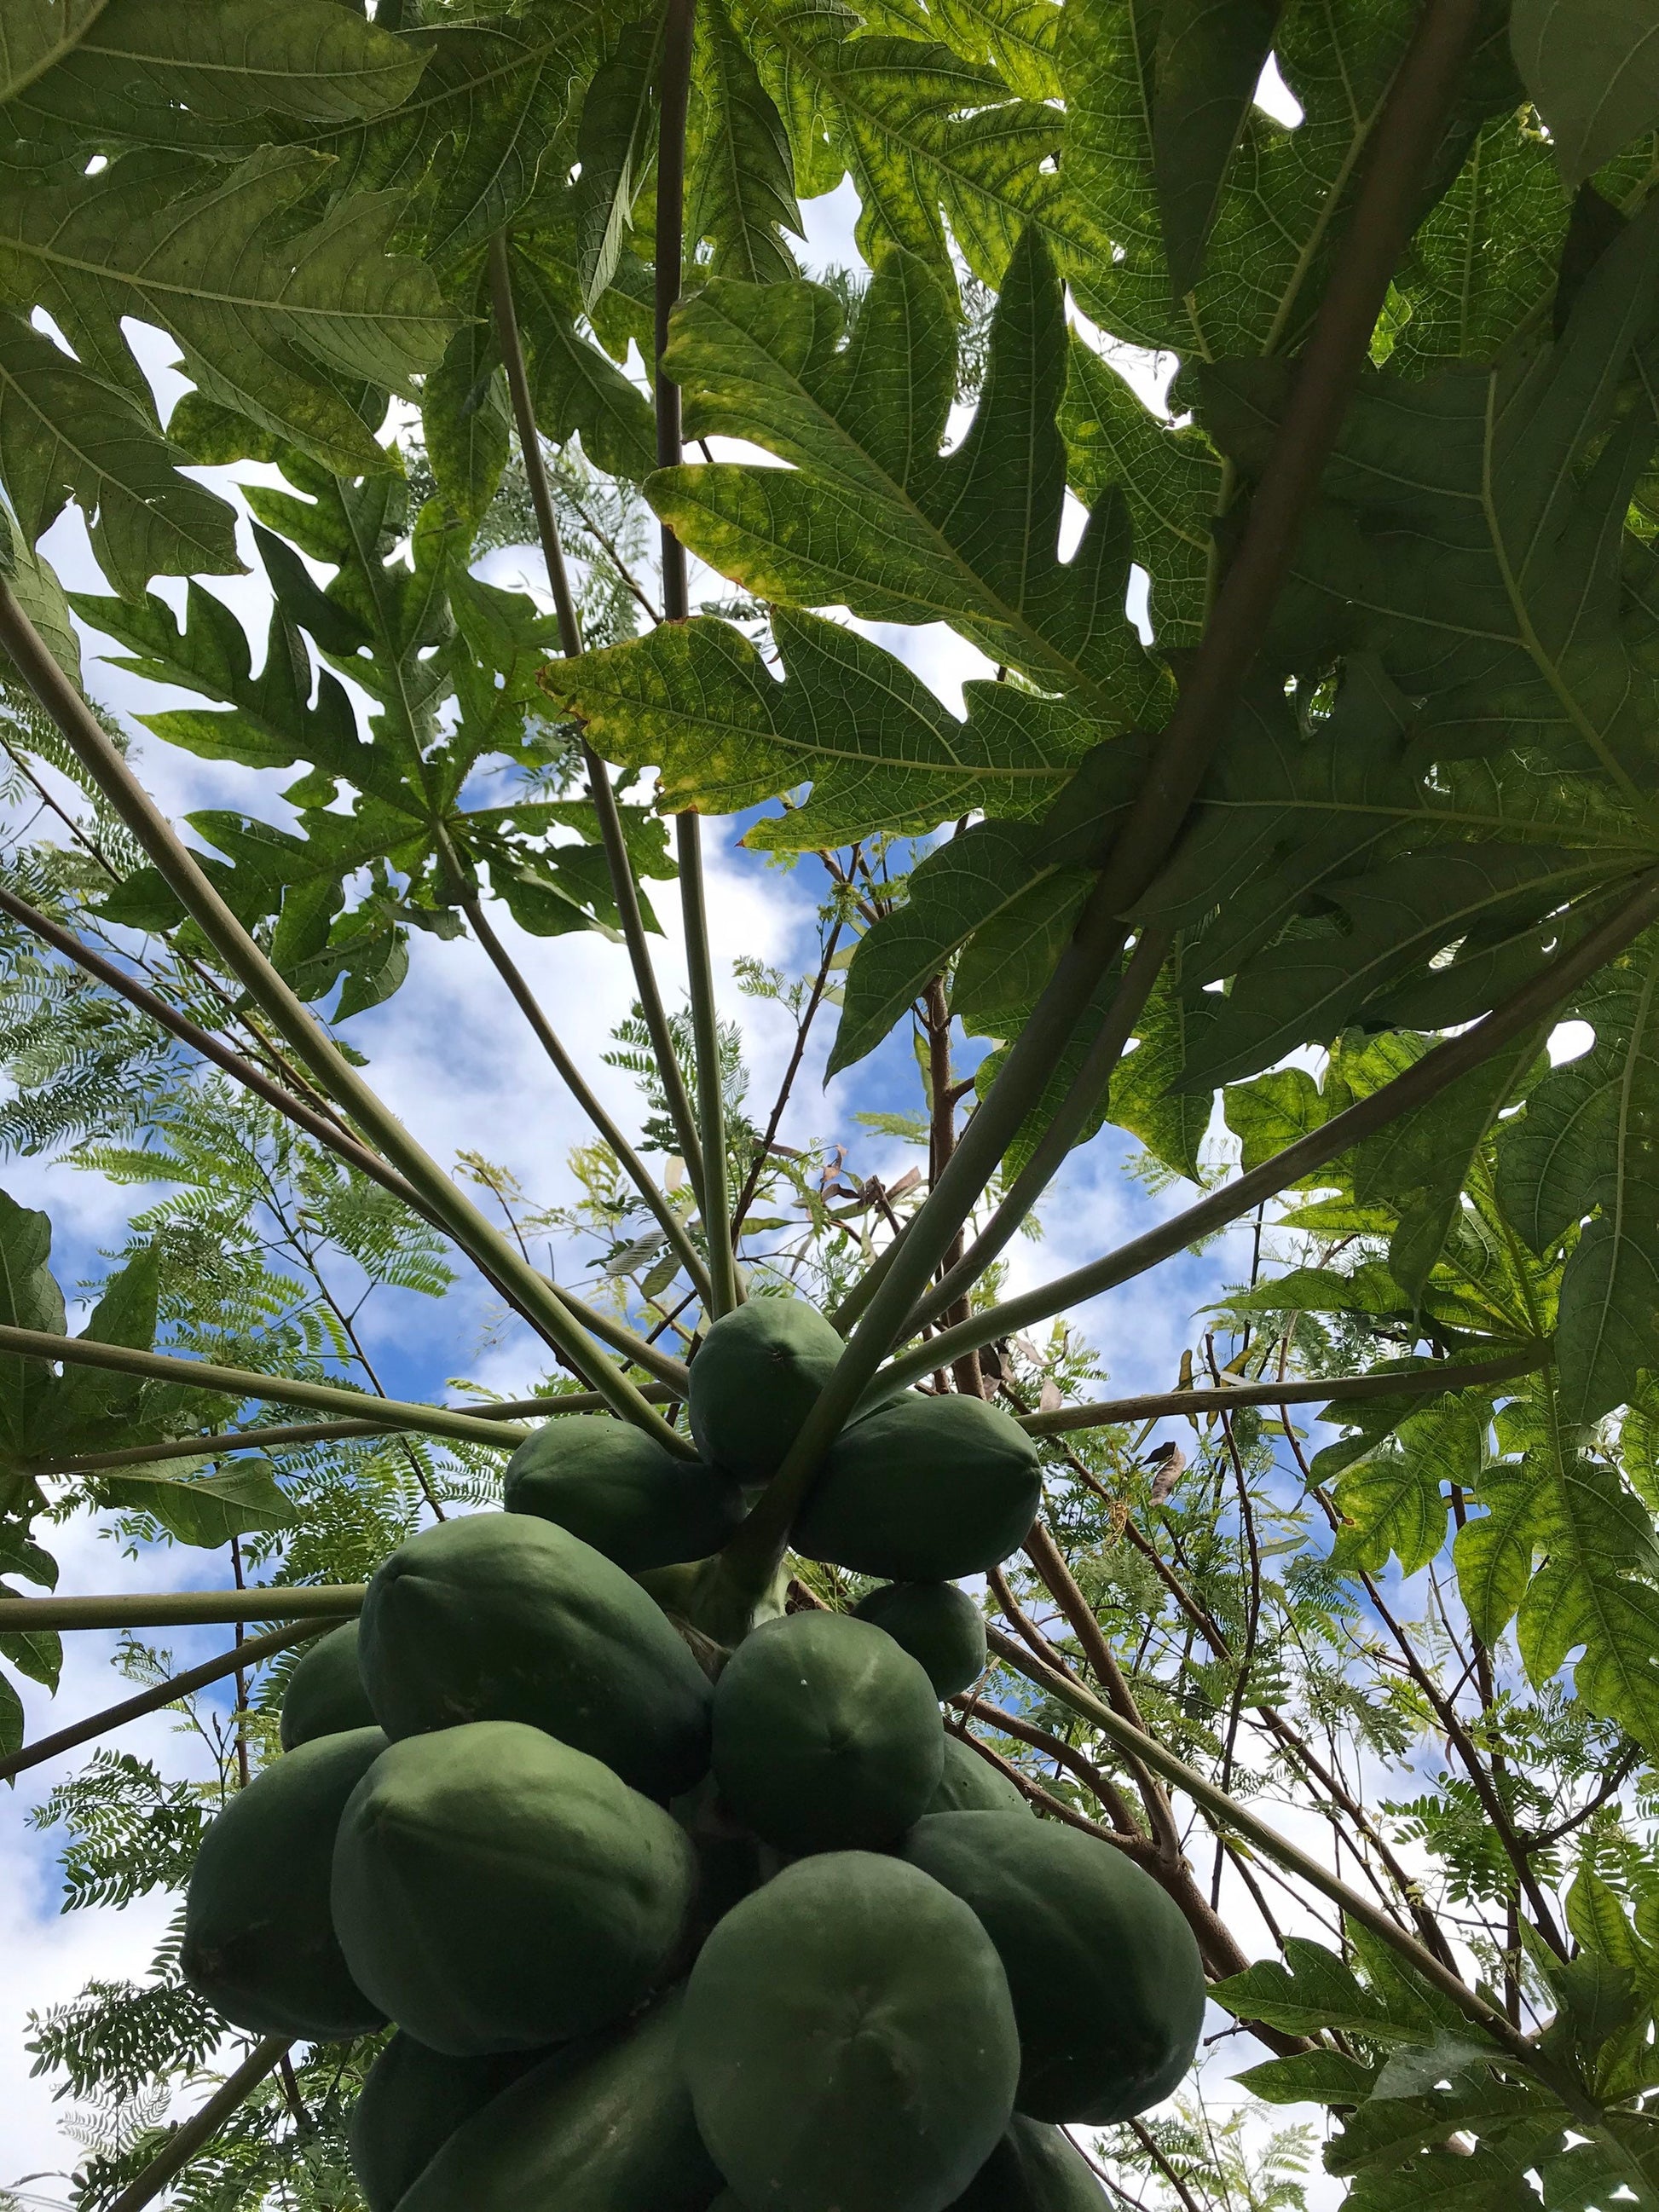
[0,1323,534,1449]
[911,925,1171,1336]
[487,228,708,1205]
[0,576,691,1452]
[105,2039,291,2212]
[0,1586,364,1631]
[872,868,1659,1395]
[1017,1350,1546,1435]
[37,1387,679,1476]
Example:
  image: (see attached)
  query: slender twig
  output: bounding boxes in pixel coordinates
[872,869,1659,1396]
[0,1618,338,1782]
[983,1622,1535,2061]
[0,1324,534,1448]
[0,576,690,1451]
[730,914,844,1236]
[484,231,708,1203]
[653,0,737,1314]
[0,1587,364,1631]
[1018,1350,1546,1434]
[105,2039,291,2212]
[442,840,717,1310]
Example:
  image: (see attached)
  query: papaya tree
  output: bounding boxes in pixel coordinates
[5,0,1659,2203]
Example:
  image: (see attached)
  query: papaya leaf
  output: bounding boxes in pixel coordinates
[0,312,241,598]
[1107,961,1211,1184]
[1061,334,1222,651]
[1512,0,1659,187]
[508,241,658,482]
[1496,933,1659,1424]
[574,15,660,312]
[1151,0,1283,298]
[0,1188,65,1470]
[0,505,82,684]
[99,1458,298,1547]
[0,1586,60,1690]
[688,0,801,283]
[309,10,601,268]
[545,603,1113,852]
[13,0,424,145]
[0,147,455,476]
[736,0,1059,284]
[1330,1393,1483,1580]
[421,274,510,529]
[0,1666,21,1757]
[0,0,108,101]
[653,228,1171,720]
[865,0,1061,101]
[1211,1934,1445,2045]
[1201,187,1659,793]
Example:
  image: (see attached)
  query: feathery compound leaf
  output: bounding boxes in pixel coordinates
[0,147,455,476]
[544,603,1111,850]
[0,311,240,598]
[688,0,801,283]
[12,0,425,145]
[0,0,107,102]
[1512,0,1659,187]
[653,228,1171,720]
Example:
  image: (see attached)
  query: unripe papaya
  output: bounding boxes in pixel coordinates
[279,1620,374,1751]
[331,1720,700,2054]
[399,1990,722,2212]
[948,2117,1106,2209]
[349,2035,547,2212]
[182,1725,385,2040]
[711,1612,942,1854]
[853,1581,986,1697]
[928,1732,1031,1816]
[795,1395,1040,1580]
[504,1415,743,1570]
[688,1299,844,1481]
[902,1813,1205,2123]
[356,1512,712,1799]
[681,1851,1020,2212]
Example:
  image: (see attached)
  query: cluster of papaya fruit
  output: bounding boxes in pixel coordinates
[179,1302,1205,2212]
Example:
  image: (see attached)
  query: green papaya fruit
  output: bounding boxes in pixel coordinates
[928,1732,1031,1816]
[182,1725,385,2040]
[948,2117,1105,2209]
[399,1989,722,2212]
[357,1512,712,1799]
[688,1299,844,1481]
[505,1415,743,1569]
[350,2035,548,2212]
[681,1851,1020,2212]
[852,1582,986,1697]
[902,1813,1205,2123]
[711,1612,943,1854]
[279,1620,374,1751]
[795,1395,1040,1580]
[332,1720,700,2054]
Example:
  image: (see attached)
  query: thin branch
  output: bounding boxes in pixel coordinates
[443,841,716,1310]
[0,1323,534,1448]
[730,913,844,1236]
[983,1622,1535,2063]
[486,227,708,1206]
[0,575,690,1451]
[0,1618,337,1782]
[0,1586,364,1632]
[106,2038,290,2212]
[1018,1350,1546,1434]
[874,867,1659,1396]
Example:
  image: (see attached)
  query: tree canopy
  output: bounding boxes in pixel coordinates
[6,0,1659,2205]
